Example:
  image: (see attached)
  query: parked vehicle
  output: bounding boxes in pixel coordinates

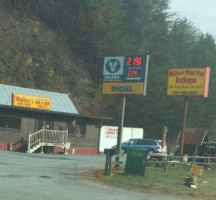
[111,138,167,154]
[170,141,216,157]
[205,141,216,157]
[99,126,143,152]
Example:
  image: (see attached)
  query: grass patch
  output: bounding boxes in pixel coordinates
[82,165,216,200]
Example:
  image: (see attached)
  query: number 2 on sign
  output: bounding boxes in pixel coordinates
[127,57,132,66]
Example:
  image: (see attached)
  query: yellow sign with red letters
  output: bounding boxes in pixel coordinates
[190,165,204,176]
[167,67,210,97]
[12,93,51,111]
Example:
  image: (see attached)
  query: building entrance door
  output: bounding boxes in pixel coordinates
[36,120,52,131]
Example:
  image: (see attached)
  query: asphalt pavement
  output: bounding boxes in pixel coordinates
[0,151,187,200]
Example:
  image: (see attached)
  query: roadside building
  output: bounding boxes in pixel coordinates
[177,128,208,156]
[0,84,110,154]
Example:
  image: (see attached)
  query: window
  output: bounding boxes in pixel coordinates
[142,140,157,145]
[0,116,21,129]
[136,139,144,145]
[68,119,86,136]
[133,139,138,145]
[123,139,133,145]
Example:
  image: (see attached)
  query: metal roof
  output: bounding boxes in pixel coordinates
[0,84,79,115]
[177,128,208,145]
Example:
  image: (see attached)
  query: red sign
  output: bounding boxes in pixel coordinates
[126,57,143,66]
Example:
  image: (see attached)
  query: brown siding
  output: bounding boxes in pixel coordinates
[0,118,35,143]
[20,118,36,140]
[0,128,21,143]
[53,121,67,130]
[68,124,99,148]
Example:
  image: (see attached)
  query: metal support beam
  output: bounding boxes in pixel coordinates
[115,97,126,166]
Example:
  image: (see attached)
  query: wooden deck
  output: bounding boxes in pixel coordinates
[27,129,68,153]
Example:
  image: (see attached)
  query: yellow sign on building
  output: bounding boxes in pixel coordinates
[167,67,210,97]
[102,82,145,95]
[12,93,51,111]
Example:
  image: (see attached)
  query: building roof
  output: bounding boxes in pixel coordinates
[0,84,79,115]
[177,128,208,146]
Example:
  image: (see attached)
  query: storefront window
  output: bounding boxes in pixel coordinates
[0,116,21,129]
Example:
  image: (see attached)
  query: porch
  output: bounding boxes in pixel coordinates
[27,128,68,154]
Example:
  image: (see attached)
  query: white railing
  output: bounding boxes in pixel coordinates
[27,129,68,153]
[42,129,68,144]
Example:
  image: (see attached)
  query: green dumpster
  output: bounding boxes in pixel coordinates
[125,149,147,176]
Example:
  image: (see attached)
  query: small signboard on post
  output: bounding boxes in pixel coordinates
[190,165,204,176]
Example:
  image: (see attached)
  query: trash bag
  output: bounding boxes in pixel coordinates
[185,175,197,188]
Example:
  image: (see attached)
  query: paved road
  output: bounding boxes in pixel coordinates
[0,151,186,200]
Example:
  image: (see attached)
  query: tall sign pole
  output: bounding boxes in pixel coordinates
[116,96,126,164]
[180,98,188,155]
[167,67,210,155]
[102,55,150,166]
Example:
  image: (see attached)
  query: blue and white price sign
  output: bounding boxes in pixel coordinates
[102,55,149,95]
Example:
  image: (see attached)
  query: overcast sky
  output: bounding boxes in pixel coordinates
[170,0,216,38]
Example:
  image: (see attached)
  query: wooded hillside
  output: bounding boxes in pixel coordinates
[1,0,216,141]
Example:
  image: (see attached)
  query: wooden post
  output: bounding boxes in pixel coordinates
[164,156,169,174]
[193,145,199,164]
[42,127,45,143]
[40,145,44,154]
[180,98,188,155]
[27,132,31,153]
[207,156,210,166]
[65,129,68,144]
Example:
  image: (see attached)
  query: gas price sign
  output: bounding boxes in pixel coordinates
[102,55,149,95]
[123,56,146,81]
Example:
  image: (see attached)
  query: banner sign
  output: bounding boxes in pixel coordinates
[104,126,118,138]
[12,93,51,110]
[167,67,210,97]
[102,55,149,95]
